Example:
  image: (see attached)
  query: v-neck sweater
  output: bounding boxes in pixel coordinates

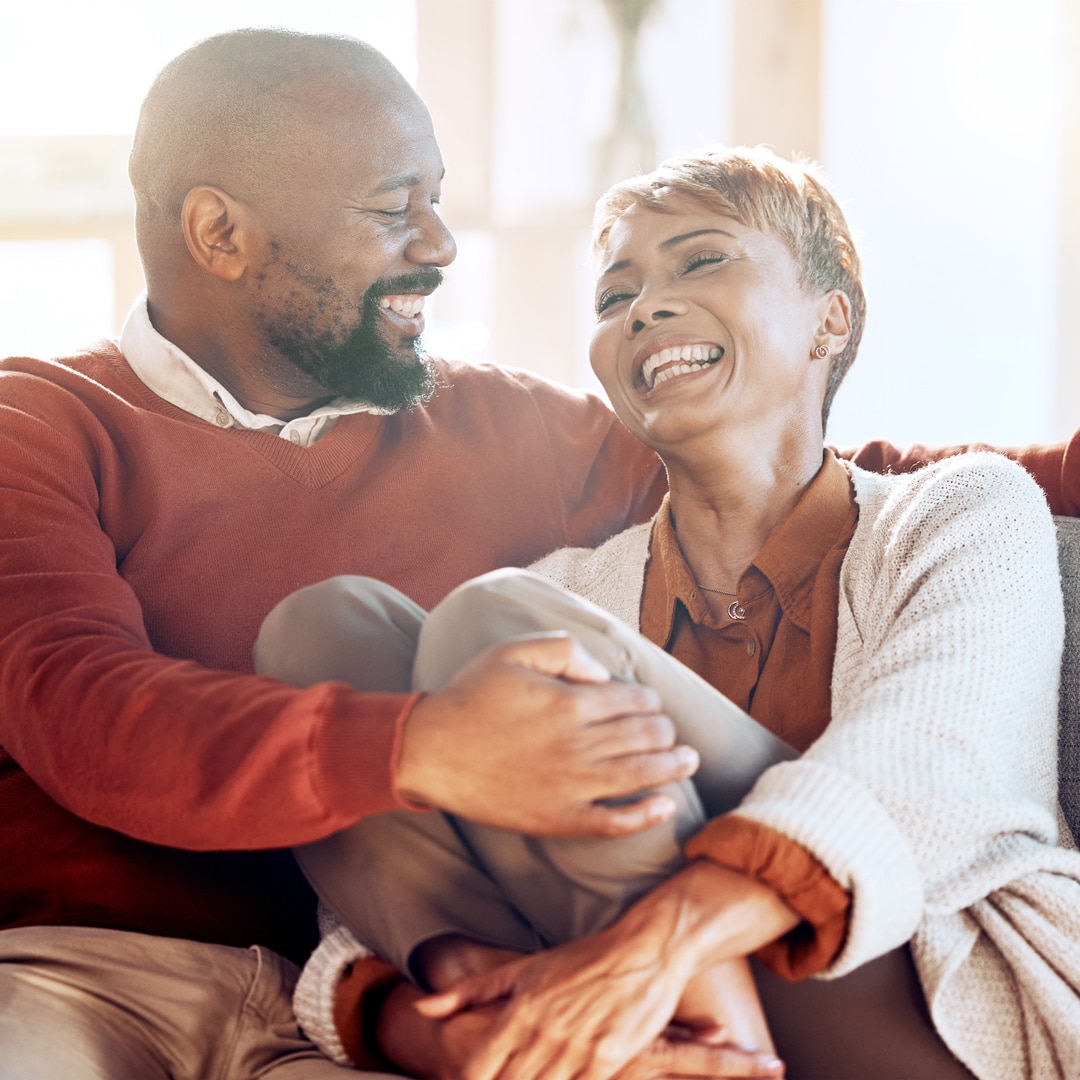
[0,343,664,962]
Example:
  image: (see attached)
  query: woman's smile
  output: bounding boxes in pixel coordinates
[638,342,725,393]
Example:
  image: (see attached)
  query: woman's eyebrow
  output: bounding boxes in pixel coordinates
[659,228,739,250]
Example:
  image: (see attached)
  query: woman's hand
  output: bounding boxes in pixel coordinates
[416,920,696,1080]
[382,979,783,1080]
[616,1032,785,1079]
[414,860,799,1080]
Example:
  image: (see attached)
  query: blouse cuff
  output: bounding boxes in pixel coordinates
[293,909,403,1068]
[685,813,851,980]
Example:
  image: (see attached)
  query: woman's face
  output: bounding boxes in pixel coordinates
[590,194,830,455]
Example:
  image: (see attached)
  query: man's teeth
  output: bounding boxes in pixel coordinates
[642,345,723,389]
[378,295,425,317]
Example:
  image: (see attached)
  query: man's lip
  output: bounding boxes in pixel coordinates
[377,293,428,319]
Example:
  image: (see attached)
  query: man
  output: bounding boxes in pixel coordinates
[0,28,715,1079]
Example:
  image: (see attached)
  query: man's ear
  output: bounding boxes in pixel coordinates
[813,289,852,358]
[180,186,252,282]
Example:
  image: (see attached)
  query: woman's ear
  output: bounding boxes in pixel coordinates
[813,289,852,358]
[180,186,251,282]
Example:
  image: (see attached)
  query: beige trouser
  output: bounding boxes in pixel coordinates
[258,569,974,1080]
[257,569,791,973]
[0,924,395,1080]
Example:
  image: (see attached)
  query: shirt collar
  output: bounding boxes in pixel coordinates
[642,451,857,643]
[118,292,391,447]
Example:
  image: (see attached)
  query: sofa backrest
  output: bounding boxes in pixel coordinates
[1056,517,1080,840]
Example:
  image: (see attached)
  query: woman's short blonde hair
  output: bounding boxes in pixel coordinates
[593,145,866,424]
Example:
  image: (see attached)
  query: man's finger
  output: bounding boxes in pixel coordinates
[568,793,680,837]
[494,633,612,684]
[594,744,700,796]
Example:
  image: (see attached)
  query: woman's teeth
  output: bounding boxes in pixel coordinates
[378,296,425,318]
[642,344,723,390]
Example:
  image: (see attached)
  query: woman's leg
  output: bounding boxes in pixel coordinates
[412,568,793,943]
[752,950,975,1080]
[257,576,540,979]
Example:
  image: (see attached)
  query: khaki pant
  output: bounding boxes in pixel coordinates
[0,925,395,1080]
[258,570,974,1080]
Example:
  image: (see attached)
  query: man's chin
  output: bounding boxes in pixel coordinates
[327,351,436,413]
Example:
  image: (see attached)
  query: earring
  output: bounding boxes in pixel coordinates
[813,343,831,360]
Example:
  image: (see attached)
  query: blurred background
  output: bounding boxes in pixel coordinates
[1,0,1075,448]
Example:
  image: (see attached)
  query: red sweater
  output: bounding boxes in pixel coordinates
[846,436,1080,516]
[0,345,664,962]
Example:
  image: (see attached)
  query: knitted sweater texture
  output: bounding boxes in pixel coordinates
[532,453,1080,1080]
[0,344,663,962]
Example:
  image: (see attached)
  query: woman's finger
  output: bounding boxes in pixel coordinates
[414,964,517,1018]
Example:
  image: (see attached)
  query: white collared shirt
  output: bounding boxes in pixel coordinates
[118,293,390,447]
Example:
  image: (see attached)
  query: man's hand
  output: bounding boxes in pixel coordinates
[394,633,699,836]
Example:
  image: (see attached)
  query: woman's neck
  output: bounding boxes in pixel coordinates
[664,434,825,598]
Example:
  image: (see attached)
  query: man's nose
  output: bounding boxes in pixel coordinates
[406,208,457,267]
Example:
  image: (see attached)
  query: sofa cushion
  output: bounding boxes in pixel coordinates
[1055,516,1080,839]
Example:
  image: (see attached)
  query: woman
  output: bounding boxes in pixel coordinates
[265,146,1080,1079]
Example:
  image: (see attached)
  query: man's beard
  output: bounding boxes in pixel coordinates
[266,269,441,412]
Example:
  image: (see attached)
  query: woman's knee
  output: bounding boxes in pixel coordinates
[254,576,425,691]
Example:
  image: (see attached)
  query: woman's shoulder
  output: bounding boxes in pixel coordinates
[839,450,1059,611]
[844,449,1051,531]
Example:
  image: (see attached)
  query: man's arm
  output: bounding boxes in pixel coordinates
[839,432,1080,515]
[0,363,691,853]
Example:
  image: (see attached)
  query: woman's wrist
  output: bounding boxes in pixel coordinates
[612,857,802,978]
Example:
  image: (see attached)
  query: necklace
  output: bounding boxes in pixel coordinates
[695,583,747,621]
[695,583,737,596]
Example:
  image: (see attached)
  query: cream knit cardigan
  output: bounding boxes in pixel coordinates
[297,452,1080,1079]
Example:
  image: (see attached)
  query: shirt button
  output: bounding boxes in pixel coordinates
[214,407,229,427]
[746,638,756,657]
[289,430,302,445]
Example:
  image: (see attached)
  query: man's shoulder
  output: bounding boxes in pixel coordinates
[1,340,130,399]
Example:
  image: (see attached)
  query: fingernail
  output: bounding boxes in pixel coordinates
[676,746,700,771]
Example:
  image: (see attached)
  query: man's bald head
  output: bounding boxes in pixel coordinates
[129,29,415,260]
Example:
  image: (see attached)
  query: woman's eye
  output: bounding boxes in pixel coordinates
[683,253,726,272]
[595,290,634,316]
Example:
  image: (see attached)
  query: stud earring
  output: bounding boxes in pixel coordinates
[813,343,831,360]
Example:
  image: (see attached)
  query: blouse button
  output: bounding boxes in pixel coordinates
[214,407,229,427]
[746,638,756,656]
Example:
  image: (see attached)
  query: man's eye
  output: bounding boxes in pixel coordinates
[595,290,634,316]
[376,207,409,220]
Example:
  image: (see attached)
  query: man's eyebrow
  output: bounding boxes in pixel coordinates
[372,168,446,195]
[599,228,740,278]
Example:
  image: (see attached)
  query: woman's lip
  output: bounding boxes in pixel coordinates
[636,342,725,393]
